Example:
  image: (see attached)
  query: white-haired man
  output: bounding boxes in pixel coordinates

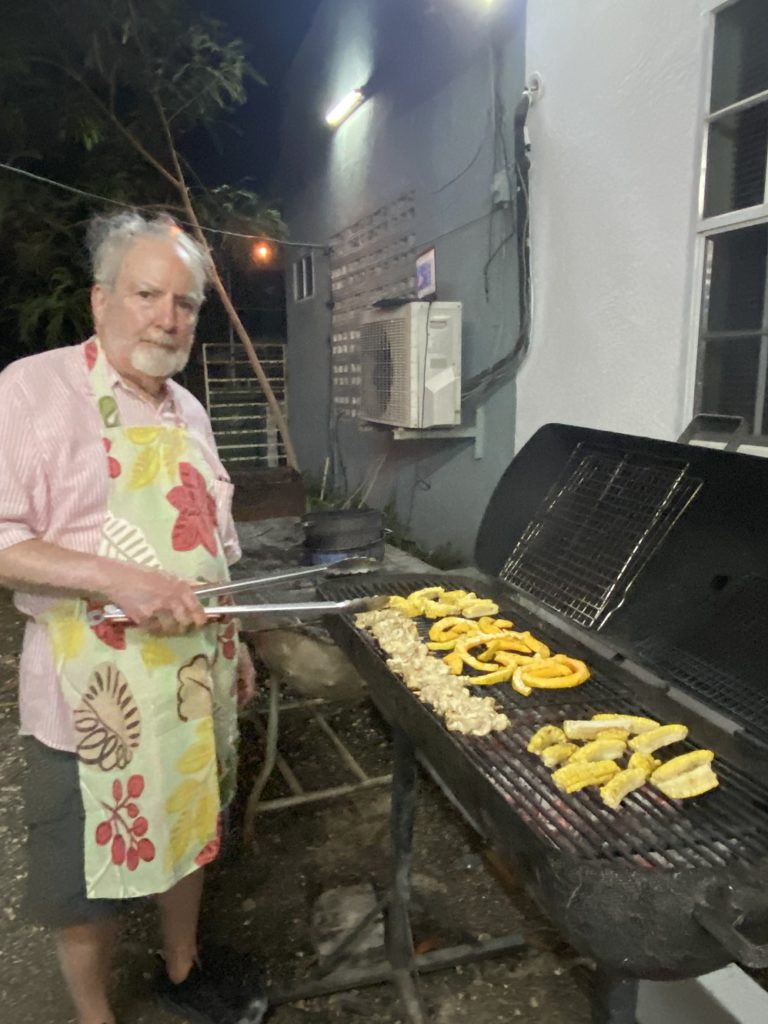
[0,212,265,1024]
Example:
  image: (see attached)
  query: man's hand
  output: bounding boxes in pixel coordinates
[0,540,207,636]
[235,642,257,708]
[104,563,208,636]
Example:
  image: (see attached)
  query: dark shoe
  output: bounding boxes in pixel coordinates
[157,952,269,1024]
[201,945,270,1024]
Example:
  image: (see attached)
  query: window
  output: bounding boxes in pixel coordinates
[695,0,768,435]
[293,253,315,302]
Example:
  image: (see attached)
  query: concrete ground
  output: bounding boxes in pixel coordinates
[0,586,595,1024]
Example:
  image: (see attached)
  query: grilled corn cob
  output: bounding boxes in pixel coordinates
[595,728,630,741]
[569,737,627,763]
[564,717,633,740]
[527,724,566,754]
[552,759,620,794]
[628,723,688,755]
[653,764,719,800]
[564,716,659,740]
[540,742,579,768]
[628,751,661,778]
[651,751,718,799]
[600,767,648,810]
[651,749,713,783]
[593,713,659,735]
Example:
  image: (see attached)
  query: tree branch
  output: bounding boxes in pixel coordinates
[32,56,181,191]
[152,93,300,471]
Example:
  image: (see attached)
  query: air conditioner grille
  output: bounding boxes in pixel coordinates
[361,319,412,425]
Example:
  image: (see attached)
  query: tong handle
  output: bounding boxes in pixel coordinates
[192,556,381,599]
[89,598,367,627]
[194,565,329,598]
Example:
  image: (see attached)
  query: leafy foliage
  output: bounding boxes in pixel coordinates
[0,0,283,367]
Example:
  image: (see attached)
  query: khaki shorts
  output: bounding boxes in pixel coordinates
[20,737,125,928]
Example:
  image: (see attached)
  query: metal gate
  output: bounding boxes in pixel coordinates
[203,340,287,468]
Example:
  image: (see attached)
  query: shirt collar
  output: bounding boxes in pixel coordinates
[88,336,177,414]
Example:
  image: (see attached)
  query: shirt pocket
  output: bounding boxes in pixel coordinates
[211,478,235,535]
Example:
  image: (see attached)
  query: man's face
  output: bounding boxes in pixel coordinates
[91,236,202,385]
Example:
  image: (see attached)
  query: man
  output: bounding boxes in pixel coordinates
[0,211,263,1024]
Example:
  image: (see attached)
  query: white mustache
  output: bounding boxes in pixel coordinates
[141,336,176,349]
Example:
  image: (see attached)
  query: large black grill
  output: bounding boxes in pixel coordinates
[319,424,768,995]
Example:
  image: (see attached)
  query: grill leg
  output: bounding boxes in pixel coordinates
[386,726,426,1024]
[592,971,638,1024]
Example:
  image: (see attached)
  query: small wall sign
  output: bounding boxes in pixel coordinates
[416,247,437,300]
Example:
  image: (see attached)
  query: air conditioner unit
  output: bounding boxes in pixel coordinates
[359,301,462,429]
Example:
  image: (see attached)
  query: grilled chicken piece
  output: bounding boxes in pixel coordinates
[527,725,566,754]
[628,751,661,777]
[650,749,718,799]
[540,742,579,768]
[600,767,648,809]
[629,723,688,755]
[569,737,627,763]
[552,759,620,794]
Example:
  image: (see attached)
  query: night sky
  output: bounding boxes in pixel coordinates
[191,0,322,194]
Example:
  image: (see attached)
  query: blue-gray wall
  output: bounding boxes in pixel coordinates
[277,0,526,561]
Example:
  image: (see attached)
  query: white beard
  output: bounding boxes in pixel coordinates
[130,341,190,379]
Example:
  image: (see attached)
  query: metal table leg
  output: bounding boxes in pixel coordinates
[268,726,526,1016]
[386,726,427,1023]
[592,971,639,1024]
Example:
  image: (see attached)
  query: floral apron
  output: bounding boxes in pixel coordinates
[42,338,238,900]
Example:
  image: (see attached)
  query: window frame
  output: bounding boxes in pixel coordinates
[687,0,768,441]
[292,252,315,303]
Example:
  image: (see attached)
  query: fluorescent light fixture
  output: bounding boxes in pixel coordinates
[325,89,365,128]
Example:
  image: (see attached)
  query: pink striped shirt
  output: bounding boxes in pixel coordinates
[0,339,241,751]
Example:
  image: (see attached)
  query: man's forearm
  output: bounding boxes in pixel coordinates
[0,539,208,634]
[0,538,117,598]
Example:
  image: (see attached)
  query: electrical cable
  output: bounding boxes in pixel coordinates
[0,160,326,249]
[430,110,491,195]
[463,89,532,404]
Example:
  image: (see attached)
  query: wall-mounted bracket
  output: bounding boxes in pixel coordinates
[392,406,485,460]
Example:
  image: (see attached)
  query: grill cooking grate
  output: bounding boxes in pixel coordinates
[636,575,768,743]
[499,445,701,629]
[323,573,768,871]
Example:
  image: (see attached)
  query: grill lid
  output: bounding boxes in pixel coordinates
[475,424,768,744]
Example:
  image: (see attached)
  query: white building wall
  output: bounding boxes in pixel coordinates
[520,0,714,448]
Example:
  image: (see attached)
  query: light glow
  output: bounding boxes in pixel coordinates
[251,241,273,265]
[325,89,365,128]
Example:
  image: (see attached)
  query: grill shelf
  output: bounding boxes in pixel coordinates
[499,444,702,629]
[321,573,768,873]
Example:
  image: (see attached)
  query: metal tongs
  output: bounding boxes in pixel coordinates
[86,555,385,627]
